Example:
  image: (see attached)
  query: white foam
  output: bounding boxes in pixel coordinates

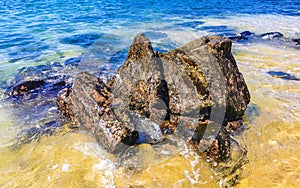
[52,164,59,169]
[160,149,171,155]
[74,142,106,157]
[93,159,116,187]
[61,164,70,172]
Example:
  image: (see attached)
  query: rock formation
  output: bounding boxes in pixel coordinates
[56,33,250,160]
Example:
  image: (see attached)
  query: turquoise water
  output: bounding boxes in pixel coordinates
[0,0,299,85]
[0,0,300,187]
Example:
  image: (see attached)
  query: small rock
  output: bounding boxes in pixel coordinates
[261,32,284,39]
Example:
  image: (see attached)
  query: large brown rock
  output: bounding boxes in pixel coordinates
[176,36,250,121]
[109,34,250,142]
[109,34,212,142]
[56,72,138,153]
[56,33,250,158]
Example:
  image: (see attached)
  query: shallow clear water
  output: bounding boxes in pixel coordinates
[0,0,300,187]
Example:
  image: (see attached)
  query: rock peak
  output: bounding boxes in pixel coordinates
[132,33,151,44]
[127,33,155,61]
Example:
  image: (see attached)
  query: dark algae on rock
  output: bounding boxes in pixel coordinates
[56,33,250,160]
[58,72,139,153]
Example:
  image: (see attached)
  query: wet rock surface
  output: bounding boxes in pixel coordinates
[56,33,250,160]
[63,72,138,153]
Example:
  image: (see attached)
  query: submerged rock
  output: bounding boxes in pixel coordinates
[57,33,250,160]
[261,32,284,39]
[60,33,101,48]
[292,38,300,46]
[6,80,46,96]
[228,31,254,42]
[229,31,300,48]
[5,64,69,102]
[267,71,300,81]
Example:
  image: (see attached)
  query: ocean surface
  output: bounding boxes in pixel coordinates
[0,0,299,187]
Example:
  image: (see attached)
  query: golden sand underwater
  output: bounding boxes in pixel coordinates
[0,41,299,187]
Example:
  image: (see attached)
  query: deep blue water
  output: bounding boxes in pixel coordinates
[0,0,299,88]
